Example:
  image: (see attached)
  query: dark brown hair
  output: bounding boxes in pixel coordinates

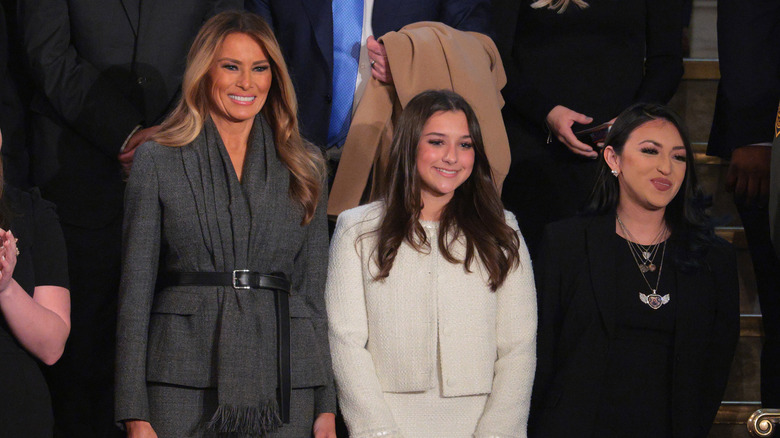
[584,102,716,271]
[371,90,519,291]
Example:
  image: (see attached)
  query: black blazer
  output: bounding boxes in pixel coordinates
[529,214,739,438]
[19,0,241,228]
[246,0,492,149]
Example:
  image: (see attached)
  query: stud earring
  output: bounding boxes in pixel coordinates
[611,170,619,177]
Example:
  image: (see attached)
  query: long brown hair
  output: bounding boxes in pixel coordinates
[371,90,520,291]
[153,11,325,224]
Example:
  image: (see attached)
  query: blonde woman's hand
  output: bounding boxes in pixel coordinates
[125,420,158,438]
[546,105,597,158]
[0,229,18,293]
[313,412,337,438]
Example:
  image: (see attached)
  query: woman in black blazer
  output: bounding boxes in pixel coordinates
[529,103,739,438]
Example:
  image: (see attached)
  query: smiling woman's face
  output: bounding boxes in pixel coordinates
[415,110,475,208]
[208,32,272,128]
[606,118,687,213]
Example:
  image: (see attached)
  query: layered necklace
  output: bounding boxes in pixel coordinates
[616,213,670,310]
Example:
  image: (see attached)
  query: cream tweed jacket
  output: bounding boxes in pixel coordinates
[326,202,537,438]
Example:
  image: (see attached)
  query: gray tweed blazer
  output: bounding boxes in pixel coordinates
[114,134,336,424]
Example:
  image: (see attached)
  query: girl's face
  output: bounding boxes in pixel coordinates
[416,110,475,209]
[605,119,687,212]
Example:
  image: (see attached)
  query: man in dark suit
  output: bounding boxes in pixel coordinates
[18,1,241,436]
[708,0,780,408]
[245,0,491,152]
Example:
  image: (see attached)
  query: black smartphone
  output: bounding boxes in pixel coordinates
[575,122,613,149]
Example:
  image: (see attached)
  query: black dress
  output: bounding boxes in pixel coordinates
[0,186,69,438]
[497,0,683,257]
[592,234,677,437]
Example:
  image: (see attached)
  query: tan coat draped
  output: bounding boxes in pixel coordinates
[327,22,510,217]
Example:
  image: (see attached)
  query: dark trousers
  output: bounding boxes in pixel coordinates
[738,202,780,407]
[44,217,124,438]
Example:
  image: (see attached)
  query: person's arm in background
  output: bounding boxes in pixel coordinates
[494,2,597,157]
[634,0,683,104]
[18,0,145,159]
[710,0,780,204]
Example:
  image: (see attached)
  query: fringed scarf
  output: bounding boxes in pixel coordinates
[186,114,289,436]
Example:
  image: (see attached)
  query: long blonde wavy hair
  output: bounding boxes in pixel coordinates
[531,0,589,13]
[153,11,325,225]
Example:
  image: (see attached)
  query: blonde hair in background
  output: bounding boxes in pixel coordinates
[153,11,325,225]
[531,0,589,13]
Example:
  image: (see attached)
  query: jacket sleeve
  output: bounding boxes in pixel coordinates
[292,186,338,416]
[325,213,404,438]
[114,144,162,423]
[498,3,557,126]
[475,214,537,438]
[19,0,144,157]
[634,0,684,104]
[527,223,565,435]
[700,243,740,425]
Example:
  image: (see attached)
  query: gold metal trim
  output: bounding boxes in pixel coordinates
[748,409,780,437]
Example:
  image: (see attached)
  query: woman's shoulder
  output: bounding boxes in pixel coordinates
[336,201,385,228]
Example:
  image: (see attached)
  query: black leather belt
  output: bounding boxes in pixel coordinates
[161,270,292,424]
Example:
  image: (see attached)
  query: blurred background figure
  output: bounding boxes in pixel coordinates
[18,0,241,436]
[0,3,28,188]
[245,0,492,175]
[707,0,780,408]
[531,103,738,438]
[327,90,536,438]
[710,0,780,409]
[0,129,71,437]
[495,0,683,257]
[115,11,335,438]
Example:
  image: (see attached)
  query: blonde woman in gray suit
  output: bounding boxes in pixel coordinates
[115,11,336,438]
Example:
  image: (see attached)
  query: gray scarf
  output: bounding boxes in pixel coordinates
[187,114,289,436]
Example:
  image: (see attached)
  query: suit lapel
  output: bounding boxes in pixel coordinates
[301,0,334,70]
[180,143,215,261]
[586,214,619,337]
[118,0,141,35]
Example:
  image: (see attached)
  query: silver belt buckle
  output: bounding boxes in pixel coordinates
[232,269,252,290]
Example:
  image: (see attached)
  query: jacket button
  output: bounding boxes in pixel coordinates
[137,76,147,85]
[325,94,332,103]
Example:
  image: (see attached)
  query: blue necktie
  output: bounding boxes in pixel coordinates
[328,0,364,148]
